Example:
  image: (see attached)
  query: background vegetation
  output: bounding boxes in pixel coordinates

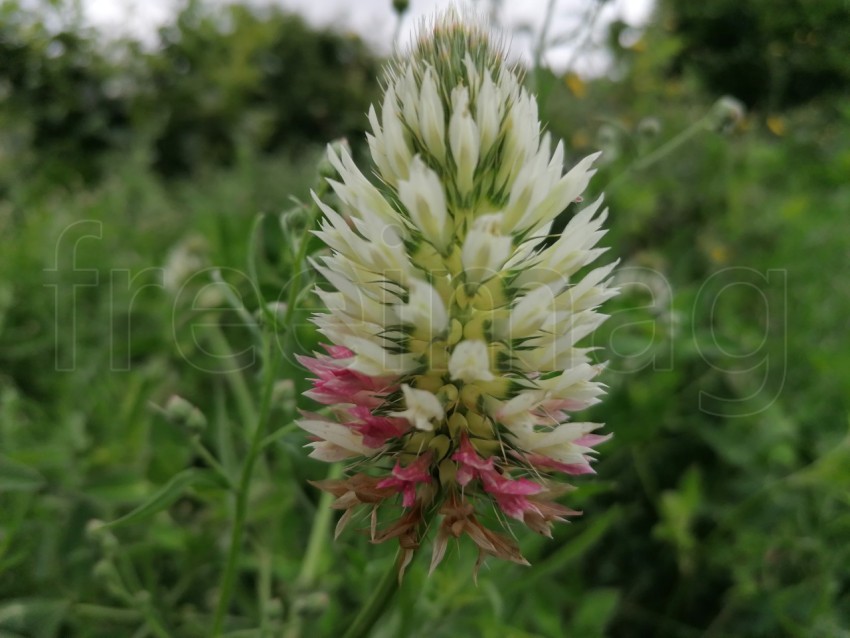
[1,0,848,636]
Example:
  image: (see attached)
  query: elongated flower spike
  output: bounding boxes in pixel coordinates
[299,6,618,578]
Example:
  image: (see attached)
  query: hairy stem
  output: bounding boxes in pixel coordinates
[340,553,405,638]
[298,463,344,588]
[212,333,281,635]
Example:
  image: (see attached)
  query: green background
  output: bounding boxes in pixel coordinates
[1,0,848,635]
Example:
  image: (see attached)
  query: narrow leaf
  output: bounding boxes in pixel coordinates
[0,455,45,493]
[99,469,213,530]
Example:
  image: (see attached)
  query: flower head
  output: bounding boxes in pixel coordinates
[299,7,617,577]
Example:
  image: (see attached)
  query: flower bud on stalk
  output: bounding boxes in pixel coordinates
[298,7,618,577]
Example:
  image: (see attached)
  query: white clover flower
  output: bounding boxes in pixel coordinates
[299,7,617,575]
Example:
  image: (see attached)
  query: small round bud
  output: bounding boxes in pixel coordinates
[392,0,409,16]
[709,96,745,133]
[257,301,288,327]
[86,519,119,552]
[164,395,207,433]
[134,590,152,605]
[595,123,621,163]
[279,205,311,240]
[85,519,106,539]
[194,281,227,310]
[637,117,661,139]
[294,591,330,617]
[272,379,296,412]
[93,559,116,582]
[185,407,207,434]
[265,598,284,622]
[165,395,194,422]
[93,559,126,599]
[163,234,209,294]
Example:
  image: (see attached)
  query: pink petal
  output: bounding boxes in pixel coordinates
[451,435,495,471]
[348,408,409,448]
[573,433,612,448]
[392,454,432,482]
[456,465,475,487]
[375,454,433,507]
[324,344,354,359]
[493,494,538,521]
[481,472,543,496]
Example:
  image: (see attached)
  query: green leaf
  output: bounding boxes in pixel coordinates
[570,588,620,636]
[511,506,621,590]
[0,455,45,493]
[0,599,69,638]
[99,468,220,531]
[653,466,702,573]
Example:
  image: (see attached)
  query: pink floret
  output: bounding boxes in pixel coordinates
[349,406,409,448]
[452,435,544,520]
[452,435,495,487]
[519,452,596,476]
[297,345,398,409]
[376,454,433,508]
[480,471,543,521]
[323,344,354,359]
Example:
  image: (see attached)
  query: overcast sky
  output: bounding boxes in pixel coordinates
[81,0,654,74]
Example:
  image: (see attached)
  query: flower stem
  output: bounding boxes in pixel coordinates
[190,435,236,490]
[607,112,714,194]
[297,463,343,588]
[340,553,404,638]
[283,464,343,638]
[212,332,281,636]
[205,323,259,434]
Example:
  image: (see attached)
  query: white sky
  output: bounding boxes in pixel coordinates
[81,0,654,74]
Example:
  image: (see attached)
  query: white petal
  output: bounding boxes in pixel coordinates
[476,71,499,155]
[299,419,371,459]
[461,213,512,285]
[497,285,557,340]
[345,335,418,376]
[397,156,452,251]
[392,384,445,431]
[448,340,495,383]
[396,278,449,336]
[382,84,412,180]
[418,67,446,162]
[449,85,480,196]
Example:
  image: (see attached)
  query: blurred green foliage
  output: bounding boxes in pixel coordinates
[146,0,380,175]
[662,0,850,109]
[0,0,379,188]
[1,1,849,637]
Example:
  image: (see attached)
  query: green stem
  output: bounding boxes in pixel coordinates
[212,333,281,636]
[282,180,326,331]
[104,558,172,638]
[607,113,714,194]
[533,0,557,68]
[73,604,142,623]
[259,420,298,451]
[282,464,343,638]
[340,554,404,638]
[297,463,343,588]
[212,173,325,636]
[211,268,263,346]
[391,9,404,49]
[137,597,173,638]
[631,115,713,172]
[257,542,273,638]
[559,0,604,73]
[190,436,236,490]
[206,323,259,434]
